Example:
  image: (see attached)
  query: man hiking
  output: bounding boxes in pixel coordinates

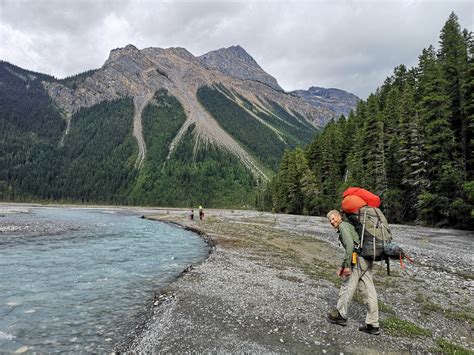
[326,210,380,335]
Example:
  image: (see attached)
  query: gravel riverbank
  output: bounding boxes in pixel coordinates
[127,209,473,353]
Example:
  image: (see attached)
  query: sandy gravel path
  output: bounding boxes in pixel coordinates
[126,209,473,354]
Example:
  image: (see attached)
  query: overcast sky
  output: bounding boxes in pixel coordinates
[1,0,473,98]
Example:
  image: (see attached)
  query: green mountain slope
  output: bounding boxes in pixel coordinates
[131,89,257,207]
[0,62,65,201]
[58,98,138,203]
[197,85,317,171]
[0,60,318,207]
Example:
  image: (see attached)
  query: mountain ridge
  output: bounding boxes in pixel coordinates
[291,86,360,118]
[198,45,284,92]
[43,44,334,178]
[0,44,357,207]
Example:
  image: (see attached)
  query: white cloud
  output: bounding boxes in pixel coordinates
[1,0,473,97]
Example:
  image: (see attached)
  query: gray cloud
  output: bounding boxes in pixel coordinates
[1,0,473,98]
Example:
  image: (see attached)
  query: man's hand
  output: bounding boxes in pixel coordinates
[338,267,352,277]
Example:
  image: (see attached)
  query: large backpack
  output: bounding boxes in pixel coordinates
[342,187,413,271]
[346,206,392,261]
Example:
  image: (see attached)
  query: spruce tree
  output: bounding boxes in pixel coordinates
[363,94,386,193]
[346,101,368,186]
[417,46,460,223]
[401,84,429,218]
[438,12,469,177]
[463,29,474,179]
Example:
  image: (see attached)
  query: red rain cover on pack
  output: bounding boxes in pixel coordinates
[341,195,367,214]
[343,187,381,208]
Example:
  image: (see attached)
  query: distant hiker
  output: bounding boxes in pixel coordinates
[326,209,380,335]
[199,206,204,220]
[190,209,194,220]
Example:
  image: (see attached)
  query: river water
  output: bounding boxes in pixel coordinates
[0,207,209,353]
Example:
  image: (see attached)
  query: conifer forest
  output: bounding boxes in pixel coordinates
[259,13,473,230]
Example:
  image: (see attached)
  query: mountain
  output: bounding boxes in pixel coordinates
[0,45,342,207]
[291,86,360,118]
[198,45,283,91]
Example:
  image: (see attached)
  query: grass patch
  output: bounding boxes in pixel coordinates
[277,274,303,283]
[430,265,473,281]
[380,316,432,338]
[414,293,473,325]
[302,263,341,286]
[353,292,364,305]
[415,292,444,315]
[435,338,473,354]
[379,301,396,315]
[445,309,474,327]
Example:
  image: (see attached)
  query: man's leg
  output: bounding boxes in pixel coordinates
[358,257,380,333]
[336,265,361,319]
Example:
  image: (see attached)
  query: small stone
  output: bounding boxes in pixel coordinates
[280,338,285,343]
[322,350,327,354]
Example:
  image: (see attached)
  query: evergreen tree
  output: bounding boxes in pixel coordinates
[363,94,387,193]
[438,12,469,177]
[463,29,474,178]
[272,149,307,214]
[266,12,472,229]
[345,101,367,185]
[401,84,429,218]
[382,86,403,187]
[417,46,461,223]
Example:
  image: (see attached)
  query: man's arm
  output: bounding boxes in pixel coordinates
[338,223,354,269]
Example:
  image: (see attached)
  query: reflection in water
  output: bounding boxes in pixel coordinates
[0,208,208,353]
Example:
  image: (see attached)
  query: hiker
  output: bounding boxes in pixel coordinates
[189,209,194,220]
[326,209,380,335]
[198,206,204,220]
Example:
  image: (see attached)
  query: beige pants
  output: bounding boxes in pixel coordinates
[337,256,379,327]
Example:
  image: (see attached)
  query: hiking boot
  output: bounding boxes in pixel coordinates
[327,309,347,326]
[359,324,380,335]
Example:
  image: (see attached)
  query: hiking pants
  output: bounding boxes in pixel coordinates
[336,257,379,327]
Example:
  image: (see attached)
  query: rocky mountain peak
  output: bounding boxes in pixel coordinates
[198,45,283,91]
[222,45,259,66]
[306,86,356,100]
[165,47,197,62]
[43,43,339,179]
[107,44,140,62]
[291,86,360,118]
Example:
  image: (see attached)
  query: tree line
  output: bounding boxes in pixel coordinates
[258,13,473,229]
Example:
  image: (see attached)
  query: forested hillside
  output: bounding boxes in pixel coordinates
[131,89,257,207]
[1,42,328,208]
[261,13,473,229]
[0,86,259,207]
[197,86,316,171]
[0,62,66,201]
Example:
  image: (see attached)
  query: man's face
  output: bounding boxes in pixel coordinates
[329,213,342,229]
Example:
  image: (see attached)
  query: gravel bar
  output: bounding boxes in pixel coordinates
[124,209,473,353]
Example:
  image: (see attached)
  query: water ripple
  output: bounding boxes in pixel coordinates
[0,207,208,353]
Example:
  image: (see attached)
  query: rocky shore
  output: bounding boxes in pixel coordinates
[126,209,473,353]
